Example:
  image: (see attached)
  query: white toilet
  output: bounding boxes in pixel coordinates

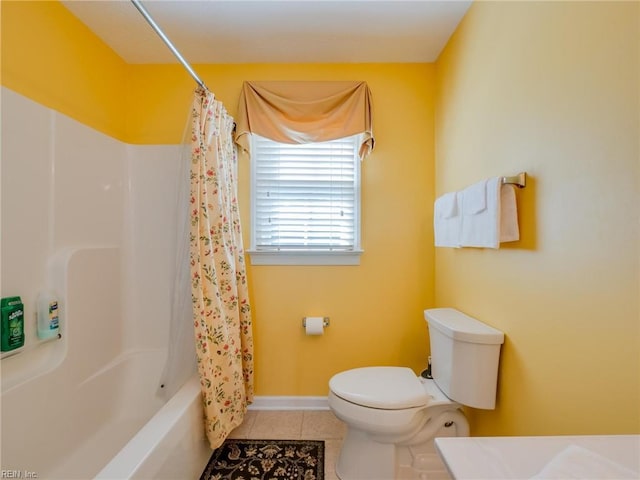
[328,308,505,480]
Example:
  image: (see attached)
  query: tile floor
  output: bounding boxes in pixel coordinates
[228,409,346,480]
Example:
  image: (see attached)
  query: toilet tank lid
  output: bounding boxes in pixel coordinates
[424,308,504,345]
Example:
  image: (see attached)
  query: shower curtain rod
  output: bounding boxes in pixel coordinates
[130,0,207,90]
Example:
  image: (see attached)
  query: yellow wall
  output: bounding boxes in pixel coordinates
[435,1,639,435]
[1,0,128,140]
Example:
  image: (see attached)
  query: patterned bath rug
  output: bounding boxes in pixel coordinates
[200,439,325,480]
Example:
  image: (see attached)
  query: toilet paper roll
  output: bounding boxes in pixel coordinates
[304,317,325,336]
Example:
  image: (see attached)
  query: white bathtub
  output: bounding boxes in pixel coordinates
[1,348,203,479]
[1,347,211,480]
[0,248,211,479]
[96,374,211,480]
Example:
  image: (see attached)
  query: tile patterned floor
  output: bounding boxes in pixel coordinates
[228,410,345,480]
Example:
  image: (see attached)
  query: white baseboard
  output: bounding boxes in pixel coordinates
[249,396,329,410]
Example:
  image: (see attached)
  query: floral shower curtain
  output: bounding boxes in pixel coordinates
[189,87,254,449]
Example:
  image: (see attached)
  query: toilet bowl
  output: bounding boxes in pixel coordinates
[329,367,468,480]
[328,308,504,480]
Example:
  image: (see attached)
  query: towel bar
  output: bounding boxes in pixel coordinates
[501,172,526,188]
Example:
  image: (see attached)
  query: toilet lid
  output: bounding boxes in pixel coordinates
[329,366,429,410]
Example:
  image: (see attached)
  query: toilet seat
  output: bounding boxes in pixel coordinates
[329,366,429,410]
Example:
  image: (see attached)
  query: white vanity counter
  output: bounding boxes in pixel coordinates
[435,435,639,479]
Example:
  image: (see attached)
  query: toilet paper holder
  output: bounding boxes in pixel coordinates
[302,317,330,328]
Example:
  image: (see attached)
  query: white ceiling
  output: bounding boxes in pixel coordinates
[61,1,472,64]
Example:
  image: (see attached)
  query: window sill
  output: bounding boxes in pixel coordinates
[247,250,363,266]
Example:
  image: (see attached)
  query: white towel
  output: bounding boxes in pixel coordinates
[459,177,500,248]
[531,445,638,479]
[462,178,487,215]
[434,191,461,248]
[460,177,520,248]
[500,184,520,242]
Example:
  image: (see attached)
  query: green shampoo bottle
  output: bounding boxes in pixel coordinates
[1,296,25,352]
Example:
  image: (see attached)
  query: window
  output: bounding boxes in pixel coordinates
[248,134,362,265]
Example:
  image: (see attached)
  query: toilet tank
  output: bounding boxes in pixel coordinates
[424,308,504,409]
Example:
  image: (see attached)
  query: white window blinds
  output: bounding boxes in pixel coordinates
[251,135,361,253]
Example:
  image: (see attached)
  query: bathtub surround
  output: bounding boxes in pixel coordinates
[0,88,211,478]
[0,87,125,377]
[189,88,255,449]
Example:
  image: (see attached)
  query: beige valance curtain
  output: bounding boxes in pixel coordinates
[234,81,374,159]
